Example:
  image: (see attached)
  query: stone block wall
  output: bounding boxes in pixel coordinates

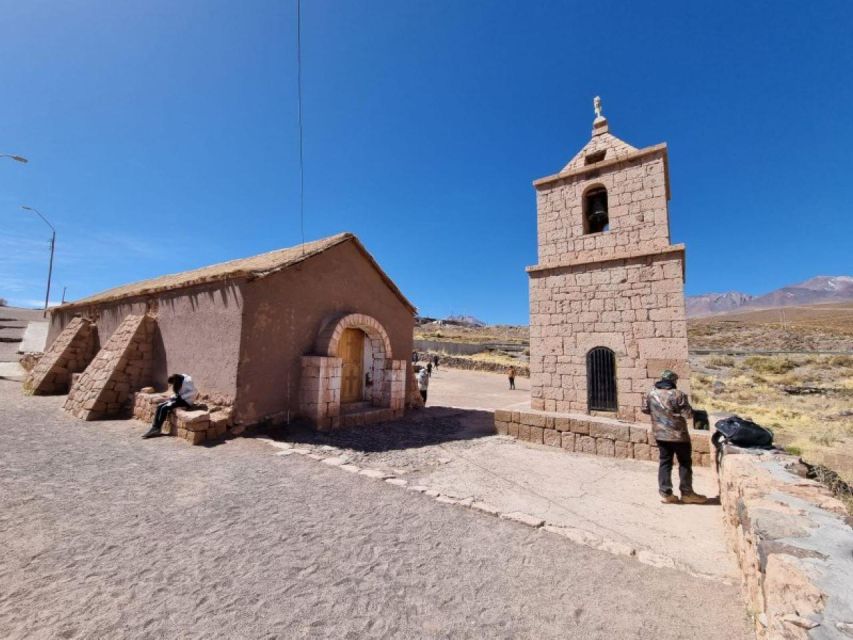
[133,391,232,445]
[299,355,407,430]
[24,317,97,395]
[382,359,407,412]
[494,408,712,467]
[719,449,853,639]
[528,118,689,424]
[528,250,689,421]
[535,147,670,265]
[65,314,155,420]
[300,355,343,430]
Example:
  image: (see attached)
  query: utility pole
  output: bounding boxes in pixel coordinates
[21,206,56,316]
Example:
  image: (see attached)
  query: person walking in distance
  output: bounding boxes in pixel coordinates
[142,373,198,439]
[508,366,516,390]
[426,361,433,375]
[641,370,708,504]
[433,354,440,371]
[417,366,430,404]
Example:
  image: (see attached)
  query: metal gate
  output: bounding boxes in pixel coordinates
[587,347,617,411]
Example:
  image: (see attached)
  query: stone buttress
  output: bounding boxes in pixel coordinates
[64,314,155,420]
[24,317,98,395]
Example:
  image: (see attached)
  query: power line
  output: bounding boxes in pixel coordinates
[296,0,305,254]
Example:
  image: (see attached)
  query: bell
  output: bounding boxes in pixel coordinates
[587,191,609,232]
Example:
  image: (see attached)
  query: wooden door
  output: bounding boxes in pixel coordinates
[340,328,365,403]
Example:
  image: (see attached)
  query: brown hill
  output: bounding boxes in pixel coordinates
[687,275,853,318]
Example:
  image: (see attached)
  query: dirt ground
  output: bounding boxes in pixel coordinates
[0,380,751,639]
[425,365,530,411]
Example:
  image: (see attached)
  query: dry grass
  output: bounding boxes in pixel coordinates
[691,353,853,482]
[688,302,853,352]
[455,351,524,368]
[415,323,529,345]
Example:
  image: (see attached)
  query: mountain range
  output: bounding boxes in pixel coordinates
[686,276,853,318]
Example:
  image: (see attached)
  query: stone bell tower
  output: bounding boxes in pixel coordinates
[527,97,689,423]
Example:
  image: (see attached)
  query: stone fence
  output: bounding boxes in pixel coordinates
[494,408,712,466]
[424,354,530,378]
[718,448,853,639]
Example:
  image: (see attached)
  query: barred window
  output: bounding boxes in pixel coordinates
[587,347,617,411]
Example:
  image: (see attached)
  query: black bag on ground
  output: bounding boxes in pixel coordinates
[713,416,774,449]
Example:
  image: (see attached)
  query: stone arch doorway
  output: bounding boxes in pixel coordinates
[316,313,392,408]
[301,313,405,430]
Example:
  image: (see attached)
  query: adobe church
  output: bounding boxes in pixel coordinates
[27,233,419,438]
[495,98,708,465]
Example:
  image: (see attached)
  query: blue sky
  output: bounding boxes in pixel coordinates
[1,0,851,324]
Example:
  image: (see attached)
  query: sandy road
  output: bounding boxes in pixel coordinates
[0,381,750,639]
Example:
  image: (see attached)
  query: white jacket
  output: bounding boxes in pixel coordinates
[417,369,430,391]
[177,374,198,404]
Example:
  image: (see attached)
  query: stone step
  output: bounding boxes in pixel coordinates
[341,401,372,414]
[339,407,398,428]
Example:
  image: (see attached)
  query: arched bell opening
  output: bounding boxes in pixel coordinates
[583,186,609,234]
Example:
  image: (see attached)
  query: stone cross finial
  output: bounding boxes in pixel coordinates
[593,96,602,119]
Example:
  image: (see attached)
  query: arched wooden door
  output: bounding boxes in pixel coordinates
[339,328,365,403]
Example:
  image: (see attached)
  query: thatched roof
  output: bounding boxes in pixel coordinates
[59,232,416,313]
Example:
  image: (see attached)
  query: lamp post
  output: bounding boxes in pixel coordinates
[21,206,55,315]
[1,153,28,163]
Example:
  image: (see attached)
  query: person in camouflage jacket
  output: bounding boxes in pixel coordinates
[642,370,708,504]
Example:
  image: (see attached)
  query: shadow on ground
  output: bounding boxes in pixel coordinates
[255,406,496,453]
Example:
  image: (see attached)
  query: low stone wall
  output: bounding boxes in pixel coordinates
[414,339,487,356]
[426,354,530,378]
[133,391,233,445]
[718,448,853,639]
[494,408,712,466]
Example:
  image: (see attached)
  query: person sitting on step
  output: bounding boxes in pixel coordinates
[142,373,198,439]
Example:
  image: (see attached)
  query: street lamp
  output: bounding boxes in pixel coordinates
[21,206,55,315]
[1,153,28,163]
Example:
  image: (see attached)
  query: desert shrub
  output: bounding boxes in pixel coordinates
[693,373,712,387]
[776,372,807,387]
[785,445,803,456]
[828,355,853,369]
[690,389,708,405]
[743,356,797,375]
[810,427,841,447]
[705,355,735,368]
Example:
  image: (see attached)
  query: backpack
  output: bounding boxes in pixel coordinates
[712,416,774,470]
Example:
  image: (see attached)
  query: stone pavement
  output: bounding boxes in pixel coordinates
[0,306,44,363]
[0,362,26,382]
[0,380,751,639]
[18,320,48,353]
[279,367,738,580]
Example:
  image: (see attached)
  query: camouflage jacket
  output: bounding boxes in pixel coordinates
[642,381,693,443]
